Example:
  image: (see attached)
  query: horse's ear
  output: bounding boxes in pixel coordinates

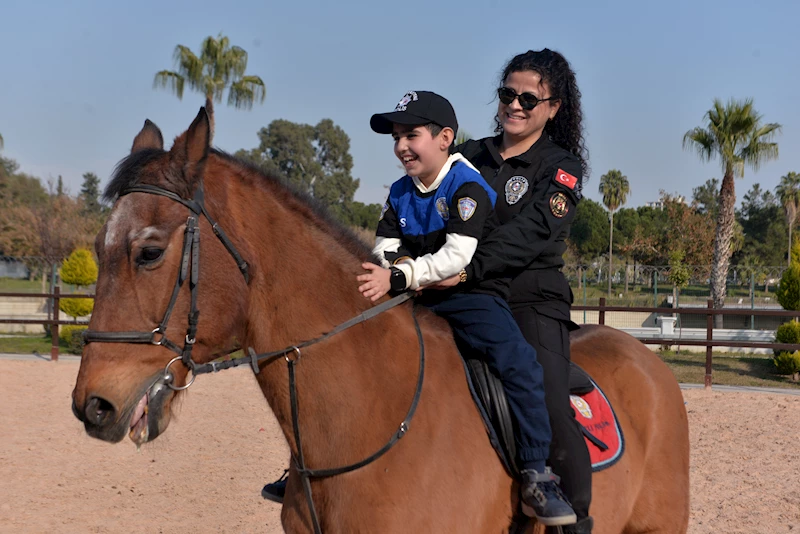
[131,119,164,153]
[170,107,210,187]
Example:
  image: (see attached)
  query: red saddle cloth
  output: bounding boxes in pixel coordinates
[570,379,624,472]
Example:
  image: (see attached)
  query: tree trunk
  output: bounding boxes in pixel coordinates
[789,223,793,267]
[625,262,630,293]
[577,266,583,289]
[608,211,614,297]
[711,170,736,328]
[205,95,215,144]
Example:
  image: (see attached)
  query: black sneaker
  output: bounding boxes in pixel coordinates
[261,470,288,504]
[519,468,577,526]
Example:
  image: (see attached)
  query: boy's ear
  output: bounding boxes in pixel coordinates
[440,127,455,151]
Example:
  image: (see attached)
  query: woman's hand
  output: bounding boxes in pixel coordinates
[417,273,461,291]
[357,262,392,302]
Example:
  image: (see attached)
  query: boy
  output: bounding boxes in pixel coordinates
[356,90,576,526]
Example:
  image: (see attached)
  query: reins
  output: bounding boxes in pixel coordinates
[82,183,426,533]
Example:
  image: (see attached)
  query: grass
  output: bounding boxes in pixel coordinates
[0,333,67,355]
[0,277,45,293]
[657,350,800,389]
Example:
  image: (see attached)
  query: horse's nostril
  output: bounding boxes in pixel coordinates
[85,396,116,427]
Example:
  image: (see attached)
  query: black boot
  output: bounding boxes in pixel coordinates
[260,469,288,504]
[562,516,593,533]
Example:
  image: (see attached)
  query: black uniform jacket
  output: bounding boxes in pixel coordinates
[457,134,583,322]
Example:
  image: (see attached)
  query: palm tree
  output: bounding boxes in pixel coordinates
[154,33,266,140]
[0,132,4,149]
[776,171,800,267]
[683,98,781,326]
[598,169,630,297]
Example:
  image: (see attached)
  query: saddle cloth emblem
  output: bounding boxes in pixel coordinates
[436,197,449,220]
[458,197,477,221]
[570,395,593,419]
[505,176,528,205]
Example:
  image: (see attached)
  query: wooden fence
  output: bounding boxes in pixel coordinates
[3,291,800,387]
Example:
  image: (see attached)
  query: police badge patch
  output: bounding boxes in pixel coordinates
[458,197,477,221]
[436,197,449,220]
[395,91,418,111]
[505,176,529,205]
[549,192,569,218]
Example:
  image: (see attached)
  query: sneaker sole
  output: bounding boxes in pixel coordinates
[260,488,285,504]
[521,502,577,527]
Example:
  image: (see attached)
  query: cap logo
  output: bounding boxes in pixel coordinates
[395,91,419,111]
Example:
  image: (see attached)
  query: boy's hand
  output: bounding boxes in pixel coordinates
[418,273,461,291]
[357,262,392,302]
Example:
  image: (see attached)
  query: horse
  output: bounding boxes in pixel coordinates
[71,108,690,533]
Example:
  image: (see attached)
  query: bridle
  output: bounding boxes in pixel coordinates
[82,182,425,534]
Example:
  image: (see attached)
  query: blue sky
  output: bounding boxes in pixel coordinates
[1,0,798,210]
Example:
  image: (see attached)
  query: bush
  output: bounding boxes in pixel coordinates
[60,297,94,318]
[774,351,800,378]
[59,325,87,354]
[60,248,98,287]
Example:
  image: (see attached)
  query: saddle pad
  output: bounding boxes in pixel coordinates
[570,378,625,472]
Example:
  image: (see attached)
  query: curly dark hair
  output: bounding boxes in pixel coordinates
[494,49,589,177]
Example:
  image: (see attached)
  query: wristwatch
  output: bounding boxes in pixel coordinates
[458,269,468,283]
[389,267,408,292]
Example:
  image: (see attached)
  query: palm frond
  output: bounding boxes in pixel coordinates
[153,70,185,99]
[228,76,266,109]
[682,128,716,161]
[173,45,203,86]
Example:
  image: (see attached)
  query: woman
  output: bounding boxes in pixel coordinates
[444,48,594,534]
[263,48,592,533]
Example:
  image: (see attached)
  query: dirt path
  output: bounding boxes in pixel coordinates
[1,360,797,533]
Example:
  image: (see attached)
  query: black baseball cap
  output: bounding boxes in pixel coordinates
[370,91,458,135]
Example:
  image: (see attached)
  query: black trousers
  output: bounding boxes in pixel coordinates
[511,305,592,520]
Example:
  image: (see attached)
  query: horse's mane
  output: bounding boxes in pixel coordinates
[103,148,374,263]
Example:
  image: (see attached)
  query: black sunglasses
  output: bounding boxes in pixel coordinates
[497,87,556,111]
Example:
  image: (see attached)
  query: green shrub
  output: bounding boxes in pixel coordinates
[60,248,98,287]
[774,351,800,377]
[59,325,87,354]
[60,297,94,318]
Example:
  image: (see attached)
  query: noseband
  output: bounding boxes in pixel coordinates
[82,182,424,534]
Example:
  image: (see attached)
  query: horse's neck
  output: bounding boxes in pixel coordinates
[212,172,415,462]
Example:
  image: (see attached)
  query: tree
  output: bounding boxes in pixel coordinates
[736,183,784,267]
[777,238,800,316]
[668,250,690,309]
[692,178,719,217]
[154,33,266,140]
[598,169,630,296]
[683,98,781,326]
[59,248,97,320]
[56,175,64,197]
[236,118,382,229]
[80,172,102,215]
[776,172,800,267]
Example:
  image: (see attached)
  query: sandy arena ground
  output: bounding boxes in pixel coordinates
[1,359,798,533]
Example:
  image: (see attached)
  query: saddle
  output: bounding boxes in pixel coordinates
[463,358,624,479]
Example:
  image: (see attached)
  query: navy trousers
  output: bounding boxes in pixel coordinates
[423,292,551,465]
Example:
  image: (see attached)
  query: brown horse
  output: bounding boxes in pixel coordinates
[72,108,690,533]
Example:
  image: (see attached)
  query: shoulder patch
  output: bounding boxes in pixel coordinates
[436,197,449,220]
[554,168,578,190]
[379,202,389,221]
[550,192,569,218]
[458,197,477,221]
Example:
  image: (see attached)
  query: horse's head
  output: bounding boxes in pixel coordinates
[72,108,250,446]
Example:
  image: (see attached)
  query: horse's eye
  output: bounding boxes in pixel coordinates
[138,247,164,265]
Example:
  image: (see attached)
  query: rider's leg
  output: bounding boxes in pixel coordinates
[512,306,593,530]
[424,292,576,526]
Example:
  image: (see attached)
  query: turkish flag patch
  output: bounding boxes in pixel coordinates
[554,169,578,190]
